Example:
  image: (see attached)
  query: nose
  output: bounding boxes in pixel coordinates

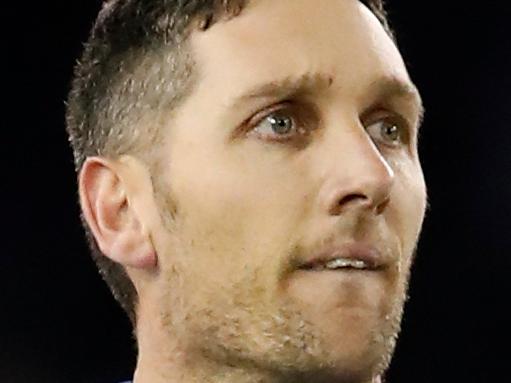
[322,131,395,217]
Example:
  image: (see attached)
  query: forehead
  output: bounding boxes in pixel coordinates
[189,0,410,102]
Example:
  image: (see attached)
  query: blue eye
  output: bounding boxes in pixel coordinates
[366,119,404,147]
[254,112,295,137]
[244,102,318,145]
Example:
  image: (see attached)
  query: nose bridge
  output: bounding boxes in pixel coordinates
[319,119,395,215]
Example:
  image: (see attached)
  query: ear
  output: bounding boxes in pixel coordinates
[79,156,157,270]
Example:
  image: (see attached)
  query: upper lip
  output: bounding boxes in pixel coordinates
[298,242,388,271]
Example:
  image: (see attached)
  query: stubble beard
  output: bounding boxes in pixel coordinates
[156,239,412,383]
[152,185,413,382]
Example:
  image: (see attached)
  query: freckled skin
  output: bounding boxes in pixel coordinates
[133,0,426,382]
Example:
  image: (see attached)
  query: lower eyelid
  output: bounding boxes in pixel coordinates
[249,118,298,141]
[239,101,320,144]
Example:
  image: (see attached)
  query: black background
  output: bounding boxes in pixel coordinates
[3,1,510,382]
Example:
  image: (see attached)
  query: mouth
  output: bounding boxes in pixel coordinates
[300,257,377,271]
[297,243,388,272]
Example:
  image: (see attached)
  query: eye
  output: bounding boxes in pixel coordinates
[366,118,406,148]
[252,111,298,140]
[247,104,314,143]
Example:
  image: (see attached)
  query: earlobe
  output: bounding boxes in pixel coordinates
[79,157,157,270]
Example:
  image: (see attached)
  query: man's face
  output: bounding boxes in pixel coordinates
[147,0,426,380]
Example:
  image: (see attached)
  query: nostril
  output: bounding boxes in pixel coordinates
[329,193,368,215]
[339,193,366,206]
[375,197,390,215]
[329,193,390,216]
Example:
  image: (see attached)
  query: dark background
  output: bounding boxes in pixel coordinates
[3,1,510,382]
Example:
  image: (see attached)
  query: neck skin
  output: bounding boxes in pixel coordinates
[132,305,382,383]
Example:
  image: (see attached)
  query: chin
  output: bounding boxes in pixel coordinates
[322,331,393,381]
[260,315,398,383]
[293,301,402,382]
[283,355,383,383]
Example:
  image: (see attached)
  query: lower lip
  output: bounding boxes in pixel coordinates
[295,268,385,278]
[300,266,383,272]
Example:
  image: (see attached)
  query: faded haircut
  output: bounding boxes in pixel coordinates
[65,0,393,327]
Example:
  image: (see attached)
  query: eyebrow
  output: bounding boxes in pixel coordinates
[228,72,334,108]
[369,76,425,127]
[228,72,425,125]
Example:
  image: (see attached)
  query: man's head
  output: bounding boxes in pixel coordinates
[67,0,426,381]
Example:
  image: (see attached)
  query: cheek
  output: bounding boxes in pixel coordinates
[389,159,427,254]
[166,139,313,276]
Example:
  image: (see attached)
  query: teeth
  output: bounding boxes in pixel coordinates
[324,258,367,270]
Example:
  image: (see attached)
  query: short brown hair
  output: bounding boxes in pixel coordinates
[66,0,393,327]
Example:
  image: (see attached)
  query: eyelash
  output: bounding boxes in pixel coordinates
[243,102,413,149]
[365,114,412,148]
[245,102,316,143]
